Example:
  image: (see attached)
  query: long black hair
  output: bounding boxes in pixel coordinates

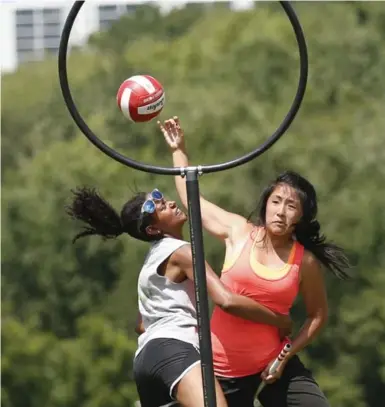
[66,187,160,243]
[252,171,351,279]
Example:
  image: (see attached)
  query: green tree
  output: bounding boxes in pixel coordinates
[1,315,138,407]
[2,2,384,406]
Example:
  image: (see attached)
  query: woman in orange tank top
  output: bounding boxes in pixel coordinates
[160,117,351,407]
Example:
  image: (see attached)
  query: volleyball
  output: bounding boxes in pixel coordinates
[116,75,165,123]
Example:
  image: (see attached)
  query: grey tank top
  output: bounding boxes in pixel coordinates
[135,237,199,357]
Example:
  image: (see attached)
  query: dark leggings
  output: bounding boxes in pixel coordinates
[218,355,330,407]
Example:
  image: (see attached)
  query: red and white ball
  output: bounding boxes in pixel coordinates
[116,75,165,123]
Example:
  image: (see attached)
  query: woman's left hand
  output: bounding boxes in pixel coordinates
[260,358,288,384]
[158,116,185,151]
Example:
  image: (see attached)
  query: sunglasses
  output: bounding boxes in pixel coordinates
[138,189,164,233]
[141,189,164,215]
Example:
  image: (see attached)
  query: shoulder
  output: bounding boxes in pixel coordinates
[155,237,189,251]
[229,219,256,244]
[300,249,323,282]
[147,238,189,264]
[302,250,320,269]
[168,243,192,266]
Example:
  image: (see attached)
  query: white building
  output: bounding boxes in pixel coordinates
[0,1,152,73]
[0,0,251,74]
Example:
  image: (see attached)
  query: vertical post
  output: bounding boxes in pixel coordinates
[185,168,217,407]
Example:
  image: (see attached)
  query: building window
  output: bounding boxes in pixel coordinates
[43,37,60,49]
[42,8,61,56]
[42,7,61,24]
[99,4,136,30]
[99,4,118,30]
[16,37,34,51]
[16,24,34,40]
[16,9,35,63]
[15,7,62,64]
[16,9,34,25]
[43,23,60,37]
[125,5,137,14]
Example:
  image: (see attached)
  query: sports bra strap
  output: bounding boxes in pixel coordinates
[291,241,305,267]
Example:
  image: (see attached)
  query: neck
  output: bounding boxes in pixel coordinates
[165,230,184,240]
[264,228,293,249]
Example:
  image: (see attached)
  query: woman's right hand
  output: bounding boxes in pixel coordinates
[157,116,185,152]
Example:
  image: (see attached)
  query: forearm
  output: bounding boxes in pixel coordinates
[172,148,189,207]
[223,294,287,328]
[286,315,327,359]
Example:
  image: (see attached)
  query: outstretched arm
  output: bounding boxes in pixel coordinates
[158,117,247,242]
[172,245,292,330]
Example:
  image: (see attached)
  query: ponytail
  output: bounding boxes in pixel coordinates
[66,187,123,243]
[295,219,351,279]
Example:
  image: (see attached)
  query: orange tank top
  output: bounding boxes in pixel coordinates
[211,227,304,377]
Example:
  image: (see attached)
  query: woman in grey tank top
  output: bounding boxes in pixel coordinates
[67,187,292,407]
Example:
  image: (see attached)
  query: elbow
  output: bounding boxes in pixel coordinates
[309,310,328,329]
[215,292,233,312]
[212,289,232,311]
[320,313,328,327]
[218,302,229,312]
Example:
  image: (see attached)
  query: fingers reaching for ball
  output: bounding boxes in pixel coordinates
[157,120,167,136]
[158,116,185,151]
[174,116,181,130]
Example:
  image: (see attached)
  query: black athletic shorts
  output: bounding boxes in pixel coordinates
[133,338,200,407]
[218,355,330,407]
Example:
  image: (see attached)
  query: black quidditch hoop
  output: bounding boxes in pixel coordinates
[58,1,308,176]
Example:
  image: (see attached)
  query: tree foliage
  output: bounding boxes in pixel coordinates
[2,3,384,406]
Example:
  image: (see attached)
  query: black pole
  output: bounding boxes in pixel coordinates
[185,168,216,407]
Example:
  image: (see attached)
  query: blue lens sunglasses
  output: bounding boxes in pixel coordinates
[138,189,164,232]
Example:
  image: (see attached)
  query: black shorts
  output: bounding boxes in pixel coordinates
[133,338,200,407]
[218,355,330,407]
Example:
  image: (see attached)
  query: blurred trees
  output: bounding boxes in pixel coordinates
[2,316,138,407]
[2,2,384,406]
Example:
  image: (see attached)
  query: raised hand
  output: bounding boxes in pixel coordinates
[157,116,185,151]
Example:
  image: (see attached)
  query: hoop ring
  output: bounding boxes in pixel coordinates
[58,1,308,175]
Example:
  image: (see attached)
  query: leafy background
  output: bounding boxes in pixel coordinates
[2,2,385,406]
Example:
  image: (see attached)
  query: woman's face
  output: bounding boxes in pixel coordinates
[265,183,303,237]
[146,195,187,237]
